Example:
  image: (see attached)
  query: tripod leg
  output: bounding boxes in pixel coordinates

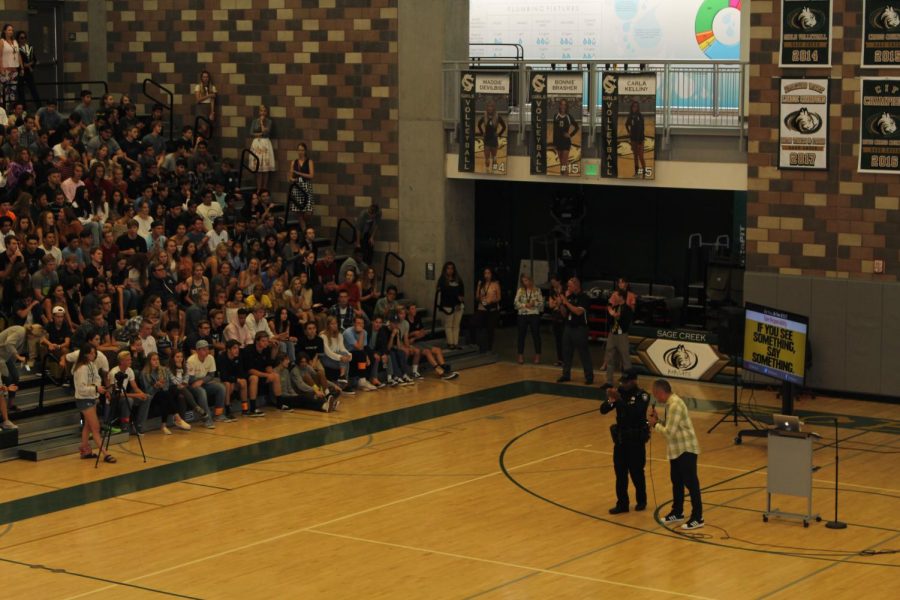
[96,403,115,469]
[131,401,147,463]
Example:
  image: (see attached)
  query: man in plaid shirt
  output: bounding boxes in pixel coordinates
[648,379,704,530]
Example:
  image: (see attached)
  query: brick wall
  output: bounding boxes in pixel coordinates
[73,0,399,251]
[747,0,899,280]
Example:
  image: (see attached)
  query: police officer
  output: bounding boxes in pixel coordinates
[600,368,650,514]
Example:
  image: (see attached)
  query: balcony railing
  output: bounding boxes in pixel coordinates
[442,59,746,149]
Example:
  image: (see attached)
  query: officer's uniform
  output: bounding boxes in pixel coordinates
[600,375,650,512]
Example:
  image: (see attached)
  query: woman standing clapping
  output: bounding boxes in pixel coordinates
[514,274,544,364]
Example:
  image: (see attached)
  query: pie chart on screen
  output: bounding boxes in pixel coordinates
[695,0,742,60]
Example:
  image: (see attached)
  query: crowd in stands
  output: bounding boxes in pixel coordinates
[0,50,460,455]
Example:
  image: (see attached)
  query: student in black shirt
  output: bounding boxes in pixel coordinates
[217,340,247,419]
[116,219,148,255]
[241,331,280,416]
[297,321,330,389]
[556,277,594,384]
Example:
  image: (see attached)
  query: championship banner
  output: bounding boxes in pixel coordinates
[862,0,900,68]
[859,78,900,174]
[458,72,477,172]
[778,78,829,170]
[474,74,509,175]
[601,71,656,180]
[779,0,832,67]
[530,72,548,175]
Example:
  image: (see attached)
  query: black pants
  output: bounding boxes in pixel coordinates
[670,452,702,520]
[18,72,41,109]
[561,325,593,380]
[282,392,328,412]
[516,314,541,354]
[472,310,499,353]
[613,441,646,508]
[552,320,564,361]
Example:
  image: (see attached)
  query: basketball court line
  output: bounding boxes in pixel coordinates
[61,447,586,599]
[575,448,900,494]
[307,529,719,600]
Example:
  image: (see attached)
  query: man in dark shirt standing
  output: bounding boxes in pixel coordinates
[556,277,594,384]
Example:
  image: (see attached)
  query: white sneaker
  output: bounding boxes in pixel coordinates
[1,420,17,430]
[681,518,704,530]
[174,417,192,431]
[160,424,172,435]
[401,375,415,385]
[358,379,377,391]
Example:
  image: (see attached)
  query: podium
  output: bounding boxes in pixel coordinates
[763,430,821,527]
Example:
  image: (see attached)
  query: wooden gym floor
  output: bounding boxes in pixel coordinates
[0,363,898,599]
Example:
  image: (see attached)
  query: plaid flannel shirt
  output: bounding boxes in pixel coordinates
[654,393,700,459]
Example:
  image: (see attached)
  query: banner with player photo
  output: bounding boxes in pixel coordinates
[862,0,900,68]
[530,72,583,176]
[473,74,509,175]
[778,78,829,170]
[859,78,900,173]
[779,0,832,67]
[601,71,656,179]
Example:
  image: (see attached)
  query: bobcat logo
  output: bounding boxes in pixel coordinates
[784,107,823,134]
[878,112,898,135]
[873,5,900,29]
[663,345,699,372]
[798,7,818,29]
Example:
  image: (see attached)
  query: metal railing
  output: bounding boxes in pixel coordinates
[194,114,214,142]
[333,218,357,255]
[142,78,175,142]
[442,58,746,148]
[381,252,406,295]
[238,148,260,193]
[2,79,108,112]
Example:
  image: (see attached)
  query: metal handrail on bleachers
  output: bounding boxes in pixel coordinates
[381,252,406,295]
[238,148,260,194]
[333,218,357,255]
[142,78,175,141]
[3,79,108,113]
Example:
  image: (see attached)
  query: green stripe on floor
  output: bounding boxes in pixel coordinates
[0,381,896,525]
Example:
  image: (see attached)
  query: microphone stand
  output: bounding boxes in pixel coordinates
[825,416,847,529]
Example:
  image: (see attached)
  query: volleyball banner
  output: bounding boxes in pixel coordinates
[779,0,832,67]
[601,72,657,180]
[778,78,829,170]
[530,72,583,176]
[459,72,477,172]
[859,78,900,174]
[862,0,900,68]
[474,75,510,176]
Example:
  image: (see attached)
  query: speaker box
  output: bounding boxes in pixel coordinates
[714,306,745,357]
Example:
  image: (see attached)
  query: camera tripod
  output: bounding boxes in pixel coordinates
[95,380,147,468]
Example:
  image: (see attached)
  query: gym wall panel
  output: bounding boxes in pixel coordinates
[806,278,847,392]
[844,282,883,396]
[880,285,900,397]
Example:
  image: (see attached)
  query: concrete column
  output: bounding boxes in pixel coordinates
[398,0,475,311]
[86,0,107,82]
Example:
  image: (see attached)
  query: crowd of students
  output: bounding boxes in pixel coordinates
[0,84,460,459]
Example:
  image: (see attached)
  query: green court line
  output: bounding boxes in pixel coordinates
[0,381,897,526]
